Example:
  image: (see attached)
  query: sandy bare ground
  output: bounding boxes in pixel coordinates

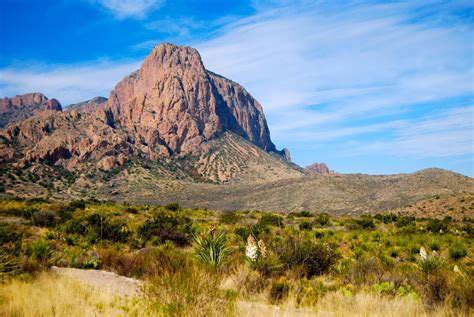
[50,266,143,297]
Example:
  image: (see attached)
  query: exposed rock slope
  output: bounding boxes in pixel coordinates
[0,93,62,128]
[0,43,291,181]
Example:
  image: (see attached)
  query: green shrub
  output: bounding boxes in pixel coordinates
[418,256,443,274]
[355,216,376,230]
[234,220,271,241]
[33,211,57,227]
[58,200,85,220]
[314,213,330,226]
[63,219,86,235]
[449,244,468,260]
[0,223,22,244]
[269,278,290,304]
[279,238,339,278]
[85,213,130,242]
[396,216,415,227]
[258,214,284,228]
[292,210,312,217]
[219,211,241,224]
[427,219,448,233]
[374,213,397,224]
[138,211,192,246]
[29,240,53,263]
[299,221,313,231]
[164,202,181,211]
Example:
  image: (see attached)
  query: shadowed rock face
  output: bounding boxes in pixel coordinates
[106,43,276,156]
[0,93,62,128]
[0,43,280,173]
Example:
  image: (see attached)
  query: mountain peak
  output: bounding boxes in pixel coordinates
[106,42,276,156]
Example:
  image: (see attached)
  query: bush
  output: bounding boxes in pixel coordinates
[449,244,467,260]
[58,200,86,221]
[219,211,241,224]
[292,210,312,217]
[138,211,192,246]
[355,216,376,230]
[427,219,448,233]
[269,278,290,304]
[85,213,130,242]
[33,211,57,227]
[396,216,415,228]
[234,223,269,241]
[29,240,53,263]
[299,221,313,231]
[279,238,339,278]
[0,223,22,244]
[314,213,330,226]
[375,213,397,224]
[258,214,284,228]
[63,219,86,235]
[164,203,181,211]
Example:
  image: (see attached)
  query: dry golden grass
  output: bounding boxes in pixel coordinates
[0,273,142,317]
[238,291,451,317]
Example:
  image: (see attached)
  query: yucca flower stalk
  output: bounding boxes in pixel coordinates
[193,225,229,269]
[419,247,427,261]
[245,235,258,261]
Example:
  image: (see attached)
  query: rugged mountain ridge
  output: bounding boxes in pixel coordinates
[0,43,291,181]
[0,92,62,128]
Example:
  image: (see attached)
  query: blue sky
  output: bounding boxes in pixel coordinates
[0,0,473,176]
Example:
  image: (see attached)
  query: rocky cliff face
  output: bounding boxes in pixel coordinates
[0,43,283,177]
[0,93,62,128]
[106,43,275,157]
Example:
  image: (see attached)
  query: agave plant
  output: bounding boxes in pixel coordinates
[193,225,229,269]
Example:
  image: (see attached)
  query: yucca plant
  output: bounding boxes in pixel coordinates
[193,225,229,269]
[417,246,443,274]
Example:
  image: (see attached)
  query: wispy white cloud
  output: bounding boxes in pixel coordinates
[91,0,164,19]
[196,1,474,164]
[0,60,140,105]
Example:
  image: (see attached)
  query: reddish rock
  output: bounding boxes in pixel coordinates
[0,43,283,173]
[306,163,330,174]
[106,43,276,156]
[0,93,62,128]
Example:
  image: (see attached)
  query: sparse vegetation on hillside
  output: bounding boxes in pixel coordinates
[0,197,472,315]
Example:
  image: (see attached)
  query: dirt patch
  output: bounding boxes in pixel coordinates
[50,266,143,297]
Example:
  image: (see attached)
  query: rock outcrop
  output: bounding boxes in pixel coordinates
[106,43,276,157]
[66,97,108,115]
[0,93,62,128]
[0,43,283,176]
[306,162,330,174]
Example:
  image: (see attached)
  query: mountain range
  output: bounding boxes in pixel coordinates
[0,43,472,217]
